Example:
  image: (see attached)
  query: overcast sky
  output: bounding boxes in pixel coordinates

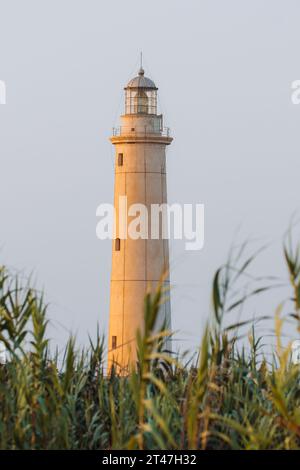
[0,0,299,355]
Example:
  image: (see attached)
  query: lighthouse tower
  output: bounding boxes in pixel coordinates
[108,66,173,372]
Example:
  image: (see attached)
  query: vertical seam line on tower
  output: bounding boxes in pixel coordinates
[161,152,166,323]
[144,143,147,298]
[122,167,126,367]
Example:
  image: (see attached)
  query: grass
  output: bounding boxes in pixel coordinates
[0,231,300,449]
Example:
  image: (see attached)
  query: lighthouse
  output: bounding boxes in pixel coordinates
[108,65,173,372]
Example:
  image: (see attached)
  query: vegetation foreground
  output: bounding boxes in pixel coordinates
[0,233,300,450]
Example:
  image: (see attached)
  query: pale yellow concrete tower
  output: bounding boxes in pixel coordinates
[108,65,172,372]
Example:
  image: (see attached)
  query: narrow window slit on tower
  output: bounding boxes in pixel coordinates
[115,238,120,251]
[118,153,123,166]
[112,336,117,350]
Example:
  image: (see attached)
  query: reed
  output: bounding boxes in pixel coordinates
[0,231,300,449]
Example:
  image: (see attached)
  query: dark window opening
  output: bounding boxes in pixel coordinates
[118,153,123,166]
[112,336,117,350]
[131,127,135,132]
[115,238,120,251]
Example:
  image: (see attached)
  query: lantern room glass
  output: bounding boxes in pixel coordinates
[125,89,157,115]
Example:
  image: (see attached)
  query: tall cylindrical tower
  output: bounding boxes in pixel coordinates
[108,67,172,372]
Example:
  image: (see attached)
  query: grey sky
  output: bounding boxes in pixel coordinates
[0,0,299,353]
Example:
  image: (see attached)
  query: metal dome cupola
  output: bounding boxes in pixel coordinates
[125,67,158,115]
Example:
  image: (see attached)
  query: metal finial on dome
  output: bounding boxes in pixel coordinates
[124,53,157,90]
[138,51,144,76]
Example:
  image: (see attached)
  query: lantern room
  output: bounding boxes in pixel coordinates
[124,67,158,115]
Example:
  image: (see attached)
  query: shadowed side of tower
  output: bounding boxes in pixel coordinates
[108,67,173,373]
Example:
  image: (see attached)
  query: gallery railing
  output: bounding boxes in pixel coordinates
[112,126,171,137]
